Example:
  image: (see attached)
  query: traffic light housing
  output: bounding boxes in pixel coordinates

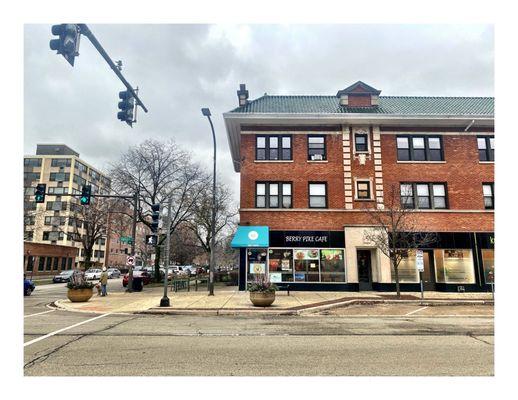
[117,90,135,127]
[35,184,46,203]
[49,24,80,66]
[80,185,92,205]
[151,204,160,234]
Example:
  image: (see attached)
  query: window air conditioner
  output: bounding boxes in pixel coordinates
[311,154,323,161]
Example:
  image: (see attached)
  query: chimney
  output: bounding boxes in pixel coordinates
[237,84,249,107]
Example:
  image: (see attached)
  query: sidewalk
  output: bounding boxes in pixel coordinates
[53,285,494,315]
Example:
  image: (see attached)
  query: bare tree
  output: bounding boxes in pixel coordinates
[110,139,208,281]
[67,198,117,270]
[186,181,238,264]
[363,184,437,298]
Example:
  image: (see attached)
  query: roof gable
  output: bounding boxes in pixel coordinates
[336,81,381,97]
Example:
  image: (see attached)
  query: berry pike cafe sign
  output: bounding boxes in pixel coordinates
[270,231,345,248]
[285,234,329,245]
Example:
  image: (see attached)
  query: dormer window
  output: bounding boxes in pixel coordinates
[336,81,381,108]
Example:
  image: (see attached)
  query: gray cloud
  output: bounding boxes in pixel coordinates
[24,24,494,201]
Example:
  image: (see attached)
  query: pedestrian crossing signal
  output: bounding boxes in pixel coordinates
[145,235,158,246]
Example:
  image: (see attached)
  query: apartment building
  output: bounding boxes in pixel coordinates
[23,144,112,269]
[225,81,494,292]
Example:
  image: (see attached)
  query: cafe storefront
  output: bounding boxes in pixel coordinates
[232,227,356,291]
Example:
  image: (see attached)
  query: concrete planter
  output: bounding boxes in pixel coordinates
[250,291,276,307]
[67,288,93,303]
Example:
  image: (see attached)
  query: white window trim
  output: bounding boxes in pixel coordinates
[352,127,371,155]
[354,177,375,201]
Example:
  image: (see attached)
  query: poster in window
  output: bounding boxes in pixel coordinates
[249,263,266,274]
[281,259,291,271]
[269,273,282,283]
[294,273,305,281]
[294,249,319,260]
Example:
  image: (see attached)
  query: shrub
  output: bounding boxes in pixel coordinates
[247,275,278,293]
[67,271,94,290]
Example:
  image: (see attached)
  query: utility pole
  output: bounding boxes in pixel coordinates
[160,199,172,307]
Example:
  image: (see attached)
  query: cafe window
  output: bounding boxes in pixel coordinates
[255,182,292,208]
[320,249,346,282]
[294,249,320,282]
[356,180,372,200]
[247,248,268,283]
[46,257,53,271]
[61,257,67,271]
[255,135,292,161]
[53,257,59,270]
[434,249,475,284]
[483,183,494,209]
[482,249,495,284]
[355,133,368,152]
[67,258,73,269]
[396,135,444,161]
[391,250,420,283]
[268,249,294,282]
[308,136,326,160]
[477,136,494,161]
[400,183,447,209]
[309,183,327,208]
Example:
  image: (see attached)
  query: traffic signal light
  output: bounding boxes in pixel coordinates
[49,24,80,66]
[80,185,92,205]
[35,184,46,203]
[117,90,135,127]
[151,204,160,234]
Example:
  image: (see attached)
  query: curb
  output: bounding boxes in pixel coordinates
[51,297,494,317]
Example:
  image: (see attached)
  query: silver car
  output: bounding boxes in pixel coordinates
[106,268,121,279]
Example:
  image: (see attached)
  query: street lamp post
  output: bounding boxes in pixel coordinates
[160,198,172,307]
[201,107,217,296]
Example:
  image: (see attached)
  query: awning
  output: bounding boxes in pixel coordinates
[231,226,269,248]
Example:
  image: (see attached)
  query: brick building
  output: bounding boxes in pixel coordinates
[225,81,494,292]
[24,242,78,278]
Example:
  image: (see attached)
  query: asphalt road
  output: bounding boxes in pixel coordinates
[24,282,494,376]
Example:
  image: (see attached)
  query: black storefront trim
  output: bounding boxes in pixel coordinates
[373,283,487,293]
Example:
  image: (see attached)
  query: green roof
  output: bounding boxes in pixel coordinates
[230,95,494,116]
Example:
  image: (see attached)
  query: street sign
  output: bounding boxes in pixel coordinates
[126,255,135,266]
[145,235,158,246]
[120,236,133,244]
[416,250,424,272]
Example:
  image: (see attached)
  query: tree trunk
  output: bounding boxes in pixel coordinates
[154,245,161,283]
[84,248,93,271]
[393,259,401,299]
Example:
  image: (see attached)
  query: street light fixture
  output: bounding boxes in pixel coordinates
[201,107,217,296]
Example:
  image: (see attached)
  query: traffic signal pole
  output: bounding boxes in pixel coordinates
[77,24,148,113]
[127,191,139,293]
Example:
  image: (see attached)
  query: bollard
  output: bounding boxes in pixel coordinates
[287,284,290,296]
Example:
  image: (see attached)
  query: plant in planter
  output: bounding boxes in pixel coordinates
[67,271,94,302]
[248,276,278,307]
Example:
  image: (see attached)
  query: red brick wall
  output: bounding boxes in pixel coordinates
[238,130,494,233]
[381,134,494,210]
[348,95,372,107]
[240,133,345,209]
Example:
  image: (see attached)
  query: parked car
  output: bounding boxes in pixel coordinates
[85,268,102,280]
[106,268,121,279]
[24,276,35,296]
[122,270,152,287]
[52,270,75,283]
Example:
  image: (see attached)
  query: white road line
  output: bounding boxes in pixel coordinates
[24,312,112,347]
[405,306,428,316]
[24,310,56,318]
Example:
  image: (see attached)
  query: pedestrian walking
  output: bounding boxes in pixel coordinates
[100,267,109,296]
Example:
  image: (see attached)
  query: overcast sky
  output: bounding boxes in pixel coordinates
[24,24,494,201]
